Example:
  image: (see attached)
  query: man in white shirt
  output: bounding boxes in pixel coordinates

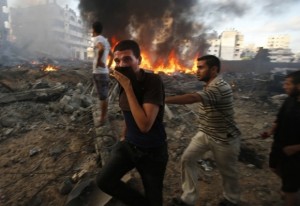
[92,21,112,125]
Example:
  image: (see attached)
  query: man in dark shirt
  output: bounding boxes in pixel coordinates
[96,40,168,206]
[262,70,300,206]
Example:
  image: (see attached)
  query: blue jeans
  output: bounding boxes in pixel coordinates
[96,140,168,206]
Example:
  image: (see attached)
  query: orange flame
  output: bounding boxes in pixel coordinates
[42,65,59,72]
[110,36,119,48]
[140,50,198,74]
[110,37,199,75]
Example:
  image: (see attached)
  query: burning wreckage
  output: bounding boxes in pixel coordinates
[1,0,300,205]
[0,51,299,206]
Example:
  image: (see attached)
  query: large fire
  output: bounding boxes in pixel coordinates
[139,50,198,74]
[110,38,198,74]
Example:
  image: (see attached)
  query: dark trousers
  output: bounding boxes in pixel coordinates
[96,140,168,206]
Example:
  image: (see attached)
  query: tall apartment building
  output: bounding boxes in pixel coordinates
[266,34,294,62]
[0,0,9,42]
[207,39,220,57]
[267,34,290,49]
[9,0,90,60]
[268,48,294,63]
[220,29,244,60]
[207,29,244,60]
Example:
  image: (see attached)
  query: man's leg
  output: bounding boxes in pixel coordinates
[137,143,168,206]
[281,156,300,206]
[99,99,108,123]
[93,73,109,125]
[210,137,240,204]
[96,141,149,206]
[284,192,298,206]
[180,131,210,205]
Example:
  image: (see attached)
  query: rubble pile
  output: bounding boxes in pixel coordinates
[0,64,289,206]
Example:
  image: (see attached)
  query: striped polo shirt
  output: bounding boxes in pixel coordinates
[196,76,241,143]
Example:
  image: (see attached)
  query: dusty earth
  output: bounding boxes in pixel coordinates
[0,64,294,206]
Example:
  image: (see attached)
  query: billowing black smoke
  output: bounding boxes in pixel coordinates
[78,0,208,68]
[78,0,298,69]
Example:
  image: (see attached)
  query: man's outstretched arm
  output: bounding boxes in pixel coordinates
[165,93,202,104]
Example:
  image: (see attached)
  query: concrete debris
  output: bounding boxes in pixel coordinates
[29,147,42,157]
[0,63,297,206]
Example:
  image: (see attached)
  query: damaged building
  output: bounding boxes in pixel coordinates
[9,0,90,60]
[0,0,9,41]
[0,0,300,206]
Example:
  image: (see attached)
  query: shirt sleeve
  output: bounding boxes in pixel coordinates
[197,84,222,106]
[197,79,231,106]
[143,74,164,106]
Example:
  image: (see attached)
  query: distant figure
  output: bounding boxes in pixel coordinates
[96,40,168,206]
[261,70,300,206]
[92,21,113,126]
[166,55,241,206]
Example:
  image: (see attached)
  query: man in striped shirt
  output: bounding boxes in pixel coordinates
[166,55,241,206]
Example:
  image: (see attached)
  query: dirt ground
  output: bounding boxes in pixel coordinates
[0,66,294,206]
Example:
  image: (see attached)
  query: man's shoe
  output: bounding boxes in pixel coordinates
[218,198,238,206]
[170,197,193,206]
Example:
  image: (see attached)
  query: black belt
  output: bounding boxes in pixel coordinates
[125,140,167,153]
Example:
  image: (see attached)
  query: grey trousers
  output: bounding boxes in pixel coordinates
[180,131,240,205]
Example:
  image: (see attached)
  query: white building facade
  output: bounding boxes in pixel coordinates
[0,0,9,42]
[220,29,244,60]
[268,48,294,63]
[267,34,290,49]
[9,0,90,60]
[207,39,220,57]
[266,34,294,62]
[207,29,244,60]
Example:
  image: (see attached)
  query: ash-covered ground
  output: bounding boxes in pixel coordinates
[0,62,293,206]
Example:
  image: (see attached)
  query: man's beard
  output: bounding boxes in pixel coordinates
[197,73,210,82]
[289,87,300,97]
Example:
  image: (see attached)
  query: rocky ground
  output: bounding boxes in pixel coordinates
[0,63,295,206]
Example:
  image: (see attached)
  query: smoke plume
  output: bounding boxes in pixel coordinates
[78,0,298,68]
[78,0,208,68]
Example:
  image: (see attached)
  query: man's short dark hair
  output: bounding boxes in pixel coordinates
[286,70,300,85]
[113,40,141,58]
[197,55,221,73]
[92,21,103,34]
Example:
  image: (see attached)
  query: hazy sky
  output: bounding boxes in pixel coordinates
[67,0,300,53]
[210,0,300,52]
[7,0,300,53]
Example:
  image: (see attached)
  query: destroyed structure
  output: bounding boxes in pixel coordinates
[0,0,91,67]
[0,0,300,205]
[0,59,299,205]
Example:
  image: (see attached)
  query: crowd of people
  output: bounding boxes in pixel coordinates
[91,21,300,206]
